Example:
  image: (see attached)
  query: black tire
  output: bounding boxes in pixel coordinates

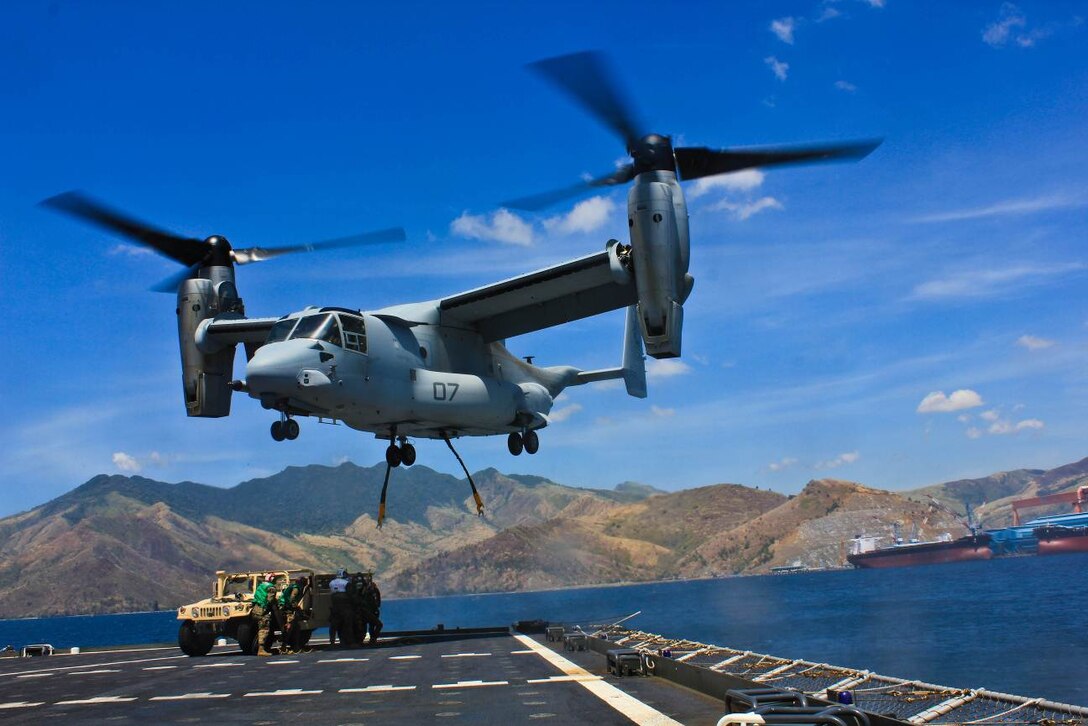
[235,619,257,655]
[178,621,214,657]
[385,444,402,467]
[507,432,523,456]
[523,430,539,455]
[401,443,417,466]
[270,420,286,442]
[284,419,300,440]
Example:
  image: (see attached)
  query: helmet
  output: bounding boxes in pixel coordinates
[336,568,347,578]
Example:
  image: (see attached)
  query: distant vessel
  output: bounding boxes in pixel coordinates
[1034,523,1088,555]
[847,531,993,569]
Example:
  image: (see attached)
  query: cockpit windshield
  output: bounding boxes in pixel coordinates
[266,318,298,344]
[289,313,342,347]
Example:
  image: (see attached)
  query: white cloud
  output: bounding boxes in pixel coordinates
[771,17,797,44]
[982,3,1051,48]
[711,196,785,220]
[332,455,351,466]
[863,0,885,7]
[917,389,984,413]
[910,263,1085,301]
[543,196,616,235]
[966,427,983,440]
[687,170,765,199]
[549,403,583,423]
[112,451,141,473]
[768,457,797,472]
[835,80,858,93]
[816,451,860,469]
[1017,334,1055,350]
[764,56,789,81]
[450,208,533,247]
[650,405,675,418]
[989,418,1045,435]
[980,409,1001,422]
[646,358,692,381]
[957,414,972,423]
[913,193,1086,223]
[109,244,155,258]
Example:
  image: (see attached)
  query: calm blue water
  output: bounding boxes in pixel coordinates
[2,554,1085,705]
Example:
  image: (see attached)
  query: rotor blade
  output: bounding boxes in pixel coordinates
[503,164,636,211]
[40,191,208,266]
[231,226,408,265]
[528,51,644,148]
[674,139,882,181]
[150,261,203,293]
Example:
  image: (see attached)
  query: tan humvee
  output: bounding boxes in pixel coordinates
[176,569,335,656]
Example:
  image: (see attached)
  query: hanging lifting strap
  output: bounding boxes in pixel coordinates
[443,433,485,516]
[377,462,392,529]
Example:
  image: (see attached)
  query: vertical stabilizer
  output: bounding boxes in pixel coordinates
[623,305,647,398]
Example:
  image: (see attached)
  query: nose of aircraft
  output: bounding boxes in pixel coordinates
[246,339,322,397]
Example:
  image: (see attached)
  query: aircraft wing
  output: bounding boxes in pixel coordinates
[200,316,280,346]
[439,244,636,341]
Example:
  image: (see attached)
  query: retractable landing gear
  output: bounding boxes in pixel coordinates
[384,437,416,468]
[507,430,540,456]
[270,415,299,442]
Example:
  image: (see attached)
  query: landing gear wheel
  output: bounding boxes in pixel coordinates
[507,432,524,456]
[283,418,300,440]
[270,420,286,442]
[385,444,402,468]
[523,430,539,455]
[178,621,214,657]
[401,443,417,467]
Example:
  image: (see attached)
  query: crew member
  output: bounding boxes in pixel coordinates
[252,573,281,656]
[359,572,383,645]
[278,575,307,653]
[349,572,367,648]
[328,568,354,648]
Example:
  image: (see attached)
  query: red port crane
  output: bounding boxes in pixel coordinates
[1011,485,1088,525]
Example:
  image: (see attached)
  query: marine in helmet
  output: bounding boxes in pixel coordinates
[328,568,354,648]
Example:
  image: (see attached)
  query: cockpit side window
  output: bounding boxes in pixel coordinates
[289,314,342,347]
[266,318,298,344]
[340,315,367,354]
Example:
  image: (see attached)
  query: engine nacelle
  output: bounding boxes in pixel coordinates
[177,275,237,417]
[628,171,692,358]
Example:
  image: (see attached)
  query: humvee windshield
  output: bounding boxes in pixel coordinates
[222,574,253,598]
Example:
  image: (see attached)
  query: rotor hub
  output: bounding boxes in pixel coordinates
[203,235,234,267]
[630,134,675,175]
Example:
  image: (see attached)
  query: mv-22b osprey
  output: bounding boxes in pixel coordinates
[45,52,879,526]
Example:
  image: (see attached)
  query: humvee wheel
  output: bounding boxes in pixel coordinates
[178,621,214,657]
[235,619,257,655]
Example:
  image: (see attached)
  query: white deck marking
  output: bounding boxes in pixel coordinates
[55,696,138,705]
[150,692,231,701]
[511,650,535,655]
[339,685,417,693]
[0,702,44,709]
[0,654,185,679]
[193,662,245,668]
[513,634,682,726]
[16,673,52,679]
[244,688,322,697]
[142,666,178,671]
[318,657,369,663]
[265,660,299,665]
[389,655,422,660]
[441,652,491,658]
[433,680,508,689]
[71,669,122,675]
[528,674,603,684]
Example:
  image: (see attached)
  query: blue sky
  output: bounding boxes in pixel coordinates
[1,1,1086,516]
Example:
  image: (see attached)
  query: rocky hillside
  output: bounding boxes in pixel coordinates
[2,457,1085,616]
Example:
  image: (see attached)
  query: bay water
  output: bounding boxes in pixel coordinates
[2,553,1084,705]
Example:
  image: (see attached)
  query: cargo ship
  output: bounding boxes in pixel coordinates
[847,531,993,568]
[1034,523,1088,555]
